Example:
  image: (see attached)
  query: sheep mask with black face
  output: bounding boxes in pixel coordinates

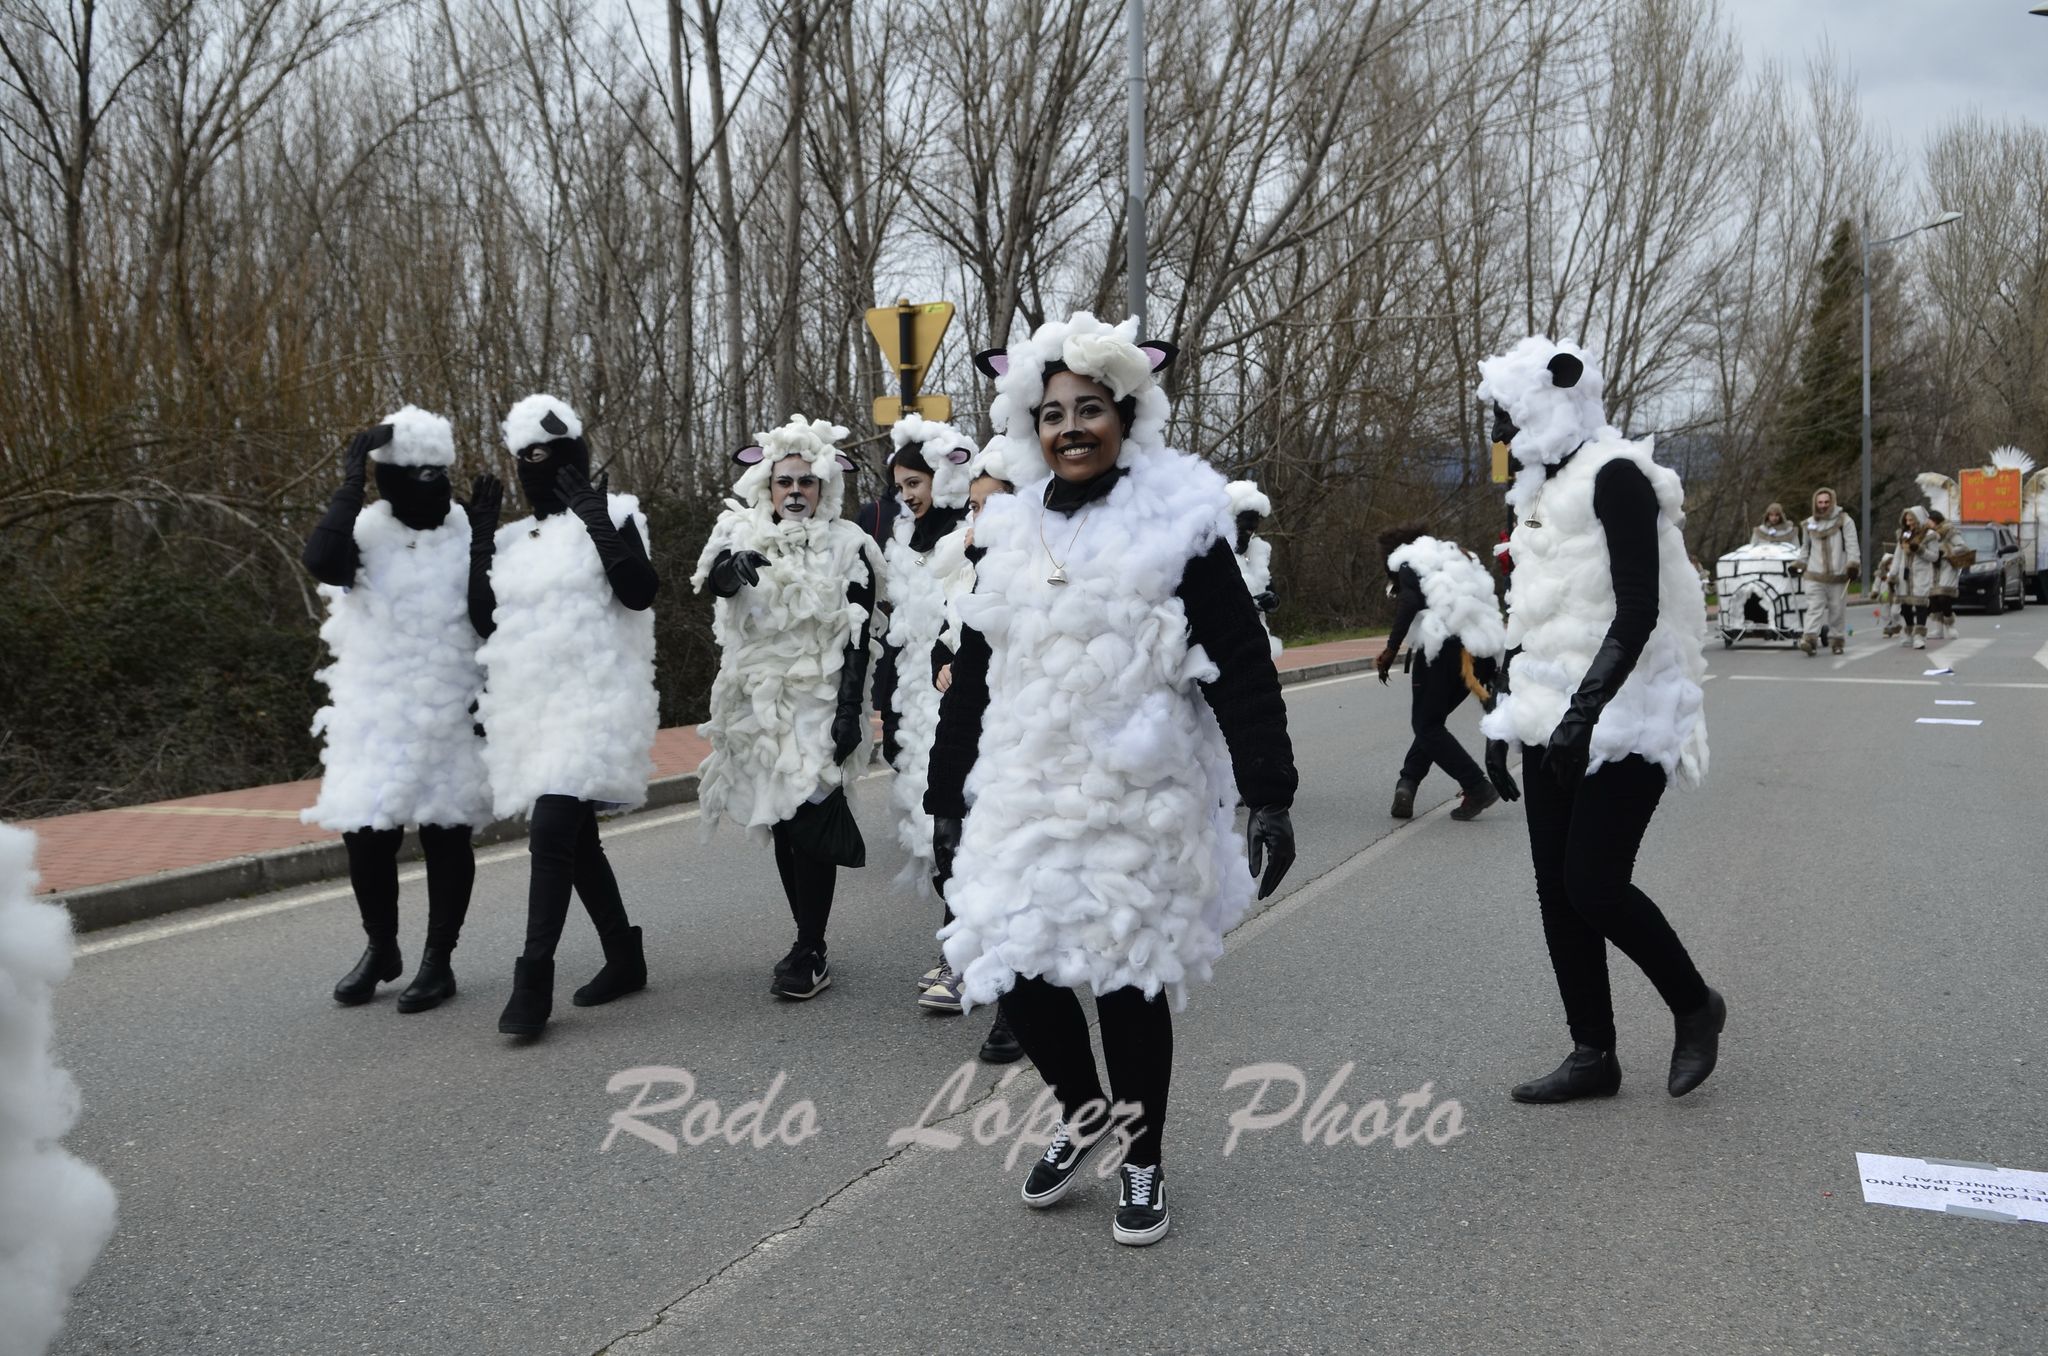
[1475,337,1616,514]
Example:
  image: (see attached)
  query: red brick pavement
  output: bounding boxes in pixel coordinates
[24,638,1380,895]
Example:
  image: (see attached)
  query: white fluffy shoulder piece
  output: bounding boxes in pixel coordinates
[1387,535,1506,663]
[940,442,1245,1012]
[0,824,117,1356]
[1480,437,1709,786]
[691,499,881,835]
[305,502,490,831]
[985,312,1171,481]
[477,495,657,817]
[373,405,456,468]
[889,415,975,509]
[501,393,582,453]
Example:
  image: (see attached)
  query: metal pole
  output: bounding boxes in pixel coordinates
[1126,0,1147,331]
[1859,209,1874,585]
[897,297,915,410]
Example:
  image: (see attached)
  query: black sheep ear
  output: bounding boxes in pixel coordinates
[1138,339,1178,372]
[1546,353,1584,389]
[973,348,1011,379]
[733,445,765,466]
[540,410,569,436]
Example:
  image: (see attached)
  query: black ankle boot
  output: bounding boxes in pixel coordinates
[396,948,457,1014]
[1391,778,1419,819]
[333,942,402,1005]
[573,925,647,1007]
[1510,1044,1622,1103]
[1668,987,1727,1097]
[979,1010,1024,1064]
[498,956,554,1037]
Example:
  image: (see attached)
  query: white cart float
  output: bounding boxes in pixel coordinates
[1714,543,1808,648]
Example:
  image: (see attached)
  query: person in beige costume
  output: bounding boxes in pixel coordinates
[1749,503,1800,548]
[1797,487,1860,655]
[1925,510,1964,640]
[1887,506,1940,649]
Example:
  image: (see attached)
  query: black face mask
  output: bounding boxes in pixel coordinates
[513,436,589,517]
[1235,510,1262,555]
[375,461,452,531]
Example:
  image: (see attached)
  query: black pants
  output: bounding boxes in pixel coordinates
[1400,645,1485,793]
[522,796,632,960]
[770,817,837,950]
[874,644,901,765]
[999,977,1173,1166]
[1521,748,1707,1050]
[1900,602,1929,628]
[1929,594,1956,623]
[342,824,474,952]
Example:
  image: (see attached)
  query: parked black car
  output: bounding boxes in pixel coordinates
[1954,523,2027,613]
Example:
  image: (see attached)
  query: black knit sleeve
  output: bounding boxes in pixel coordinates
[301,485,363,587]
[1180,539,1298,810]
[595,516,660,611]
[1592,459,1660,667]
[847,552,876,650]
[925,623,990,820]
[1384,564,1424,654]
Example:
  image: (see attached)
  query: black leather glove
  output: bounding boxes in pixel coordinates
[932,815,962,886]
[1245,806,1295,901]
[342,424,391,491]
[708,550,769,596]
[556,462,613,528]
[1375,647,1396,685]
[1485,740,1521,802]
[831,643,871,764]
[1546,636,1633,787]
[466,473,503,553]
[1254,589,1278,614]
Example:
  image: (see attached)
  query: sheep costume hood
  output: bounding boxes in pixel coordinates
[1476,338,1710,787]
[941,313,1251,1012]
[1386,535,1506,663]
[0,825,117,1356]
[889,415,975,510]
[476,394,658,817]
[692,417,882,837]
[305,405,491,832]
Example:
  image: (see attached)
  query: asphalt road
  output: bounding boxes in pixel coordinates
[50,603,2048,1355]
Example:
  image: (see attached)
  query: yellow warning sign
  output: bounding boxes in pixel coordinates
[872,395,953,425]
[865,301,955,402]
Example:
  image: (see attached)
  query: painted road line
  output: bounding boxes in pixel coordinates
[1728,675,2048,690]
[1934,700,1977,706]
[2036,639,2048,673]
[1936,638,1991,665]
[1916,718,1983,726]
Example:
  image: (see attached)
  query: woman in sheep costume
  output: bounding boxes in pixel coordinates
[1474,336,1726,1105]
[470,394,660,1039]
[1225,480,1283,658]
[924,312,1298,1246]
[1375,523,1508,822]
[693,415,882,1001]
[301,408,489,1013]
[1887,505,1940,649]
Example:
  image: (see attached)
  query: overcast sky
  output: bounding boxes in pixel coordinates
[1720,0,2048,164]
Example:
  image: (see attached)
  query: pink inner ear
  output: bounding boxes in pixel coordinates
[835,453,856,473]
[985,353,1010,376]
[946,447,972,464]
[1140,345,1170,370]
[734,446,765,465]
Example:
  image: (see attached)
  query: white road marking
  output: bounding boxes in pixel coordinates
[1728,675,2048,690]
[1916,718,1983,726]
[1831,640,1891,669]
[2035,640,2048,673]
[1281,670,1373,696]
[1933,638,1991,664]
[1934,700,1976,706]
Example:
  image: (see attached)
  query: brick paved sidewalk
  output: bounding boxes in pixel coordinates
[25,636,1383,895]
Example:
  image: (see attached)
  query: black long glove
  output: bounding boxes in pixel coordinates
[832,643,871,765]
[465,473,503,639]
[707,549,770,597]
[343,424,391,489]
[1246,806,1295,900]
[1546,636,1634,786]
[932,815,962,890]
[1480,648,1521,801]
[1253,589,1279,614]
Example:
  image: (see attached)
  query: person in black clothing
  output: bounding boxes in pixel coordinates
[469,394,662,1039]
[852,486,903,763]
[1475,337,1724,1103]
[301,408,489,1012]
[1374,522,1506,822]
[927,312,1297,1246]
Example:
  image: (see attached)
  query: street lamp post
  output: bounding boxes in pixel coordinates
[1126,0,1147,330]
[1858,208,1961,583]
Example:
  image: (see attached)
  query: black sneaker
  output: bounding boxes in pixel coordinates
[1112,1163,1169,1246]
[1021,1122,1104,1208]
[1449,782,1500,821]
[770,940,807,990]
[1390,778,1418,819]
[770,945,831,1000]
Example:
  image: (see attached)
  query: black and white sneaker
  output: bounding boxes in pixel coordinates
[1021,1122,1103,1208]
[770,946,831,1000]
[1112,1163,1168,1246]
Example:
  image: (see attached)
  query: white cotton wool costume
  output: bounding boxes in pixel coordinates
[476,395,658,819]
[692,416,883,838]
[1386,535,1506,663]
[884,418,977,884]
[304,407,490,832]
[0,825,117,1356]
[1475,339,1709,787]
[941,314,1250,1012]
[1225,480,1283,659]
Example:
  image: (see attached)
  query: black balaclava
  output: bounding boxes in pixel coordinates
[1492,402,1525,479]
[375,460,453,531]
[1235,510,1263,555]
[515,434,590,518]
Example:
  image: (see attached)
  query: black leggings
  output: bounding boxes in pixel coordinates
[523,795,632,959]
[342,824,474,952]
[1400,645,1485,793]
[1521,748,1707,1050]
[1929,595,1956,623]
[999,977,1173,1166]
[1900,602,1929,628]
[770,818,837,949]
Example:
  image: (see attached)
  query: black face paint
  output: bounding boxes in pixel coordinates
[375,460,452,530]
[513,435,589,517]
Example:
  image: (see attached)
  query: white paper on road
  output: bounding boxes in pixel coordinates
[1934,699,1975,706]
[1856,1153,2048,1223]
[1922,667,1955,676]
[1915,717,1982,726]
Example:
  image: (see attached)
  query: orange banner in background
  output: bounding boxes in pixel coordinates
[1960,468,2021,522]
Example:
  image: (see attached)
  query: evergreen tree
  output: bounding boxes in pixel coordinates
[1771,218,1870,512]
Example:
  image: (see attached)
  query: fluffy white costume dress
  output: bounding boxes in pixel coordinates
[1386,535,1506,664]
[693,416,883,838]
[882,417,975,884]
[940,314,1250,1011]
[306,407,490,832]
[477,396,658,818]
[0,824,117,1356]
[1475,338,1709,787]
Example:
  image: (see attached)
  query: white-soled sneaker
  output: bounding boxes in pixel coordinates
[1021,1122,1103,1208]
[1112,1163,1169,1246]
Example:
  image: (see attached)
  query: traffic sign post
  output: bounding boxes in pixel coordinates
[864,299,954,425]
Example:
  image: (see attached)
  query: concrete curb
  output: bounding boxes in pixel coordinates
[53,655,1374,934]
